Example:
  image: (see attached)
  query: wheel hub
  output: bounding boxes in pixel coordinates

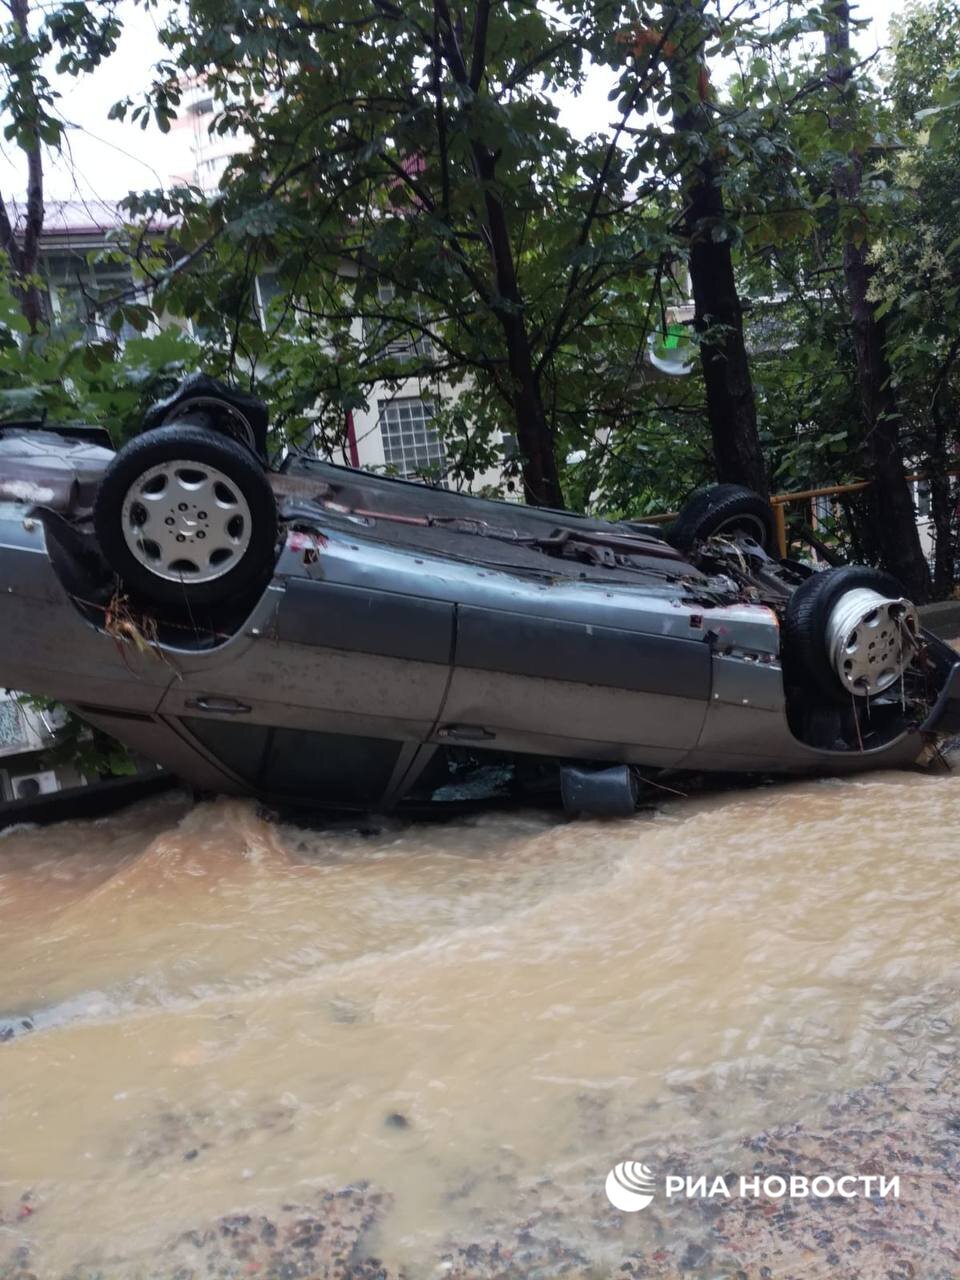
[120,459,252,584]
[825,587,919,697]
[711,513,768,544]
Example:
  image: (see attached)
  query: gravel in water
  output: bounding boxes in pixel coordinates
[2,1073,958,1278]
[3,757,960,1278]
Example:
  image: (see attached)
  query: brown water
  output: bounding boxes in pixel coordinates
[1,768,960,1276]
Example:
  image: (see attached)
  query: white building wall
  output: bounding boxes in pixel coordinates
[0,692,83,801]
[0,692,65,759]
[166,78,253,193]
[346,375,507,494]
[350,373,445,472]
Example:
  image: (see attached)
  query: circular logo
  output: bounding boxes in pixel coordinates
[605,1160,656,1212]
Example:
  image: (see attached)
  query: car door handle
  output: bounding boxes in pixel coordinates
[186,696,252,715]
[437,723,496,741]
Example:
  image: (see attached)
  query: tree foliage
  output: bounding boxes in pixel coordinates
[1,0,960,585]
[0,0,123,329]
[0,263,202,440]
[119,0,819,507]
[117,0,675,505]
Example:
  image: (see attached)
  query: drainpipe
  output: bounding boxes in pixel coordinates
[345,410,360,467]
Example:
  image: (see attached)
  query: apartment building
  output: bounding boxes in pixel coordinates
[7,195,463,492]
[0,692,83,801]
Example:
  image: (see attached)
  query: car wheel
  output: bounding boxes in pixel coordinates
[783,565,919,703]
[668,483,777,553]
[93,424,278,607]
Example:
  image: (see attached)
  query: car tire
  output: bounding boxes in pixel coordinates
[93,424,278,608]
[668,483,777,553]
[782,565,910,703]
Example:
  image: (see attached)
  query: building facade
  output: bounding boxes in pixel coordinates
[0,692,83,801]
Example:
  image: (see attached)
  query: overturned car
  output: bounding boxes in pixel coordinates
[1,375,959,817]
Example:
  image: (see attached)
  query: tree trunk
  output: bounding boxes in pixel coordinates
[929,399,955,599]
[685,171,767,495]
[843,246,931,598]
[0,0,45,333]
[667,0,767,497]
[498,307,563,507]
[825,1,931,600]
[434,0,563,508]
[839,492,877,564]
[930,471,954,599]
[478,164,563,508]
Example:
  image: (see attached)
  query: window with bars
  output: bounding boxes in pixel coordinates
[0,699,25,750]
[378,397,446,481]
[46,254,139,341]
[364,282,433,360]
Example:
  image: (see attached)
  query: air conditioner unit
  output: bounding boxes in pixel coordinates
[10,770,59,800]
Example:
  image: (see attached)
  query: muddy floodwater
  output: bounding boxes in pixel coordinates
[2,769,960,1278]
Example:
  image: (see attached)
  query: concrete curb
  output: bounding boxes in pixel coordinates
[920,600,960,639]
[0,770,177,832]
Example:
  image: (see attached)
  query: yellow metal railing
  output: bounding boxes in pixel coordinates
[643,473,948,558]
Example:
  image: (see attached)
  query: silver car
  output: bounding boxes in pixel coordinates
[1,375,958,816]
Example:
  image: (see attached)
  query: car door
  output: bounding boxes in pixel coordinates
[157,578,455,805]
[436,603,712,767]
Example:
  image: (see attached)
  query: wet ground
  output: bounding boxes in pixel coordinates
[1,765,960,1278]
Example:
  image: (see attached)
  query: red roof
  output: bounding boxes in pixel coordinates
[6,198,176,239]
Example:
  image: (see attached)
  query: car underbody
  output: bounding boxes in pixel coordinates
[1,379,959,817]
